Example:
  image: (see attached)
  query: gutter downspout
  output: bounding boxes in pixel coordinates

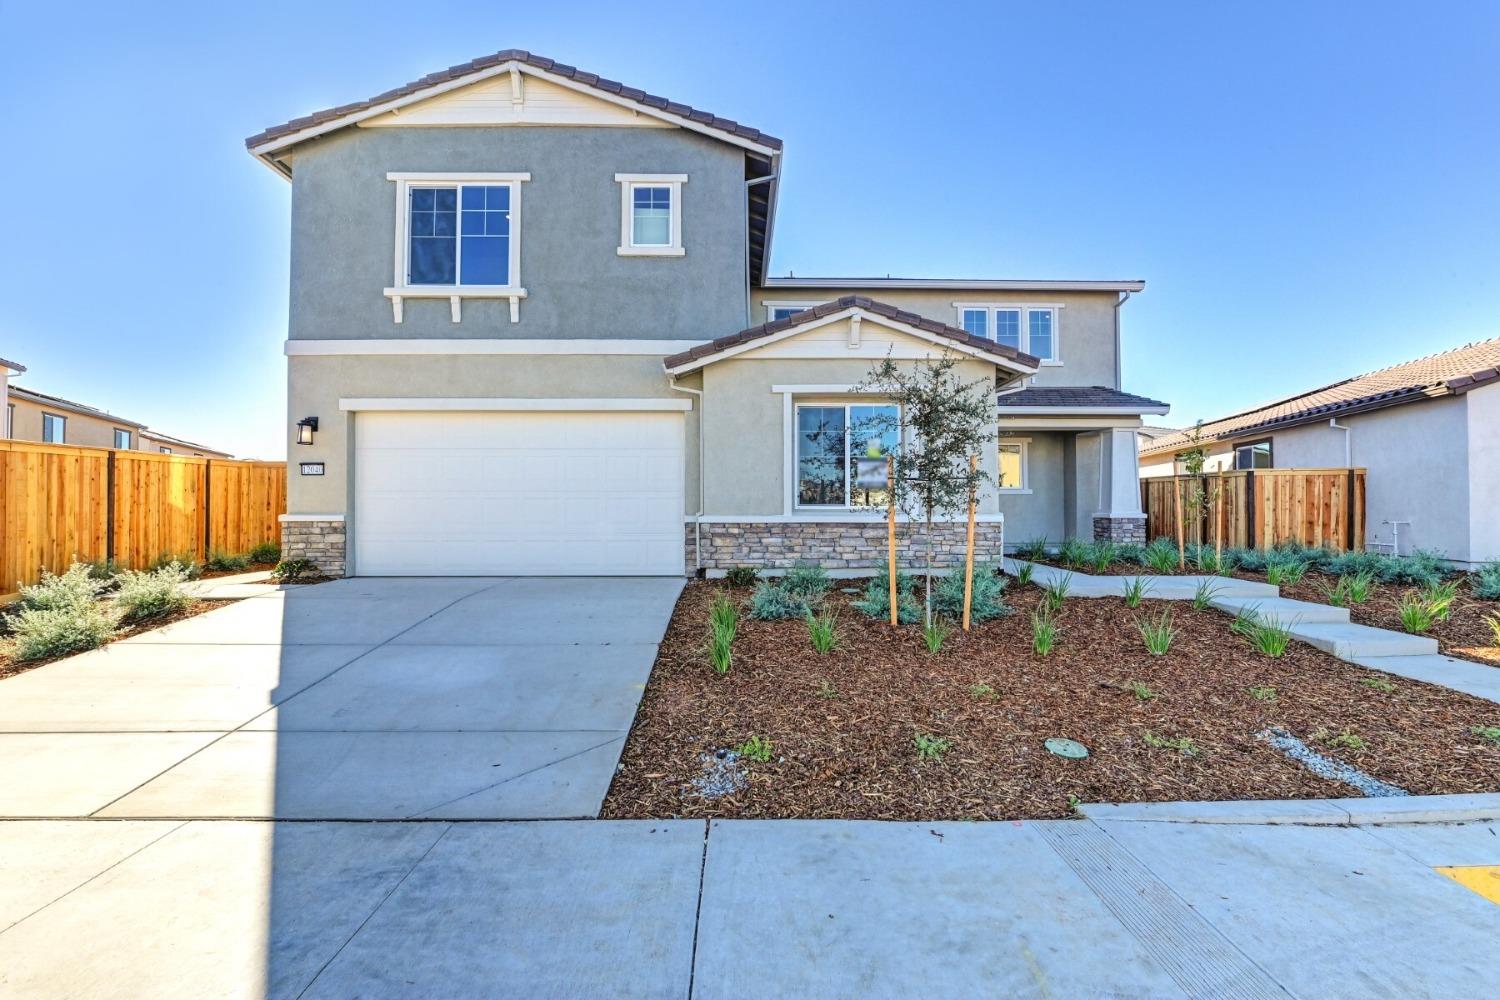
[1329,417,1352,467]
[670,376,705,574]
[1112,290,1132,388]
[745,171,778,328]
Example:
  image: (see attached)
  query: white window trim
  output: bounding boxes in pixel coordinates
[952,302,1064,365]
[42,412,66,444]
[763,301,823,323]
[791,398,901,513]
[997,437,1032,494]
[113,428,132,450]
[615,173,686,257]
[384,172,531,325]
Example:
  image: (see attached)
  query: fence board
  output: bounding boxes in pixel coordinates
[0,441,285,596]
[1141,468,1365,552]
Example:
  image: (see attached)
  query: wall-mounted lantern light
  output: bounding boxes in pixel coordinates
[296,416,319,446]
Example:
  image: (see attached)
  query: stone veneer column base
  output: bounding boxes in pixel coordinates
[691,520,1005,574]
[1092,515,1146,545]
[280,518,347,577]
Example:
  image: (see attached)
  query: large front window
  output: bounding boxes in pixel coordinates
[407,184,511,286]
[796,403,899,508]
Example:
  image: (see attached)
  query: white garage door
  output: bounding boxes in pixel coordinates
[353,410,684,576]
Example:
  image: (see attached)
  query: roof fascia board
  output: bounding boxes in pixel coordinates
[998,404,1171,416]
[10,390,147,428]
[761,278,1146,293]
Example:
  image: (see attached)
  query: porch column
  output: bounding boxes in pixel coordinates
[1093,428,1147,544]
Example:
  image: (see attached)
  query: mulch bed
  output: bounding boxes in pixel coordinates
[0,599,235,682]
[601,580,1500,822]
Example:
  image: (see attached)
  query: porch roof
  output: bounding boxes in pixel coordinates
[995,385,1170,415]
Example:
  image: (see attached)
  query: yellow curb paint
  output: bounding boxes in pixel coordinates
[1436,866,1500,905]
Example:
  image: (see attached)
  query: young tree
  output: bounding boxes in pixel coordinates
[856,353,998,626]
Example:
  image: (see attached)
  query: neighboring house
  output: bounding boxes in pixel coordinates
[0,357,23,437]
[250,49,1167,578]
[1138,338,1500,565]
[4,384,232,458]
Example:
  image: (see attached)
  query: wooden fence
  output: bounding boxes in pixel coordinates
[1140,468,1365,552]
[0,440,285,596]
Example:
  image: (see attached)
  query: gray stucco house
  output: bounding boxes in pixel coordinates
[1139,338,1500,566]
[250,50,1167,577]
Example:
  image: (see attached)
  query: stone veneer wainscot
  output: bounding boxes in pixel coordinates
[690,520,1005,574]
[1092,515,1146,545]
[280,517,346,577]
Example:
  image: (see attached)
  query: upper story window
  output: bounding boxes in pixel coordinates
[384,172,530,325]
[159,446,173,454]
[954,304,1060,363]
[113,428,132,449]
[616,174,686,257]
[42,412,65,443]
[766,302,820,323]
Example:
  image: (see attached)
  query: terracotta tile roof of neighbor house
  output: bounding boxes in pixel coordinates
[995,386,1169,411]
[662,296,1041,372]
[245,49,782,151]
[1141,336,1500,456]
[9,385,147,428]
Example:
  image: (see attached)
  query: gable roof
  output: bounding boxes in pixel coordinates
[996,386,1169,414]
[1140,337,1500,457]
[8,385,148,428]
[663,295,1040,375]
[0,357,25,374]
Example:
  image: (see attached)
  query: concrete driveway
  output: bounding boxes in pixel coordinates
[0,576,684,819]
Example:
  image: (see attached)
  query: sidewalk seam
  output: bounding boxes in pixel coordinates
[685,819,711,1000]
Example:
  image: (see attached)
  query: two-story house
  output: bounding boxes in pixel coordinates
[250,50,1167,577]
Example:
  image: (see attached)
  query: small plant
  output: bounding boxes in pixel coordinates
[914,733,951,761]
[806,607,839,654]
[148,553,201,579]
[1031,605,1059,655]
[1323,728,1367,752]
[708,593,739,644]
[1359,676,1397,694]
[1018,537,1050,562]
[1142,730,1198,756]
[850,572,921,624]
[272,558,317,582]
[1396,591,1437,634]
[1191,579,1222,611]
[1319,571,1375,608]
[1472,561,1500,600]
[1266,558,1308,587]
[1058,536,1090,570]
[1248,684,1277,702]
[204,550,250,572]
[1136,609,1177,655]
[1485,614,1500,648]
[968,682,999,700]
[1230,605,1263,638]
[724,566,759,587]
[83,558,122,581]
[5,602,122,662]
[1127,680,1156,701]
[749,579,813,620]
[932,563,1010,622]
[922,617,953,654]
[816,679,839,700]
[1089,541,1119,572]
[1249,619,1291,658]
[113,563,193,621]
[706,631,733,675]
[1470,725,1500,745]
[1014,562,1036,587]
[1143,538,1179,573]
[1043,572,1073,612]
[1420,579,1459,622]
[16,562,108,611]
[247,541,282,565]
[1122,576,1151,609]
[736,735,773,763]
[783,563,831,602]
[1067,793,1083,814]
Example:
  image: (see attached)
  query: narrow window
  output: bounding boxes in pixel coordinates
[159,446,172,454]
[407,187,457,285]
[998,439,1029,492]
[42,412,65,443]
[961,308,989,339]
[631,186,672,247]
[615,174,686,256]
[459,185,511,285]
[768,304,817,322]
[113,428,132,449]
[995,309,1022,351]
[1028,309,1054,360]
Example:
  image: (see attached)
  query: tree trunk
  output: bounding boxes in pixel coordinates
[924,504,934,628]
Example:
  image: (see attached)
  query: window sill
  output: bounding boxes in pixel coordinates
[1038,360,1063,367]
[617,246,686,257]
[997,489,1034,496]
[383,286,529,324]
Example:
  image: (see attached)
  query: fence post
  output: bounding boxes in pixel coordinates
[105,450,116,565]
[203,459,213,557]
[1245,470,1257,549]
[1345,468,1356,553]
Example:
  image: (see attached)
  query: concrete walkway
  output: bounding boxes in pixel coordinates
[0,576,683,819]
[2,805,1498,997]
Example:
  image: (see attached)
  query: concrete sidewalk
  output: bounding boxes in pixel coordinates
[2,809,1498,998]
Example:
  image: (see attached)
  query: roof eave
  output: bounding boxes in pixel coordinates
[999,405,1171,417]
[760,277,1147,293]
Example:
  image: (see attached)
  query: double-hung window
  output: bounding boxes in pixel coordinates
[42,412,65,443]
[616,174,686,256]
[795,403,900,509]
[954,304,1059,362]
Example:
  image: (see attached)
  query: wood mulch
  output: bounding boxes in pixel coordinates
[600,580,1500,822]
[0,599,236,682]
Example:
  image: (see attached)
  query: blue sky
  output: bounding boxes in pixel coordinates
[3,1,1497,458]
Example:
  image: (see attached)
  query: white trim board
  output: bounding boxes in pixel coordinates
[338,397,693,412]
[997,405,1170,415]
[690,514,1006,524]
[279,513,346,522]
[286,339,708,356]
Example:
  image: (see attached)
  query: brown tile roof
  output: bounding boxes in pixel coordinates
[1141,337,1500,457]
[0,357,25,373]
[8,385,147,428]
[996,386,1169,411]
[245,49,783,152]
[663,296,1041,372]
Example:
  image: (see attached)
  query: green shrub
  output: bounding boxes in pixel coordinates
[1042,572,1072,612]
[932,564,1010,622]
[1397,592,1437,634]
[5,602,121,662]
[806,607,839,654]
[1420,579,1459,622]
[922,617,953,654]
[851,572,922,624]
[708,593,738,644]
[724,566,759,587]
[205,550,250,572]
[1014,562,1036,587]
[749,579,811,620]
[1018,537,1050,562]
[914,733,951,761]
[1142,730,1198,756]
[16,562,107,611]
[1031,606,1058,655]
[1248,684,1277,702]
[1486,614,1500,647]
[1470,725,1500,746]
[782,563,830,602]
[1472,562,1500,600]
[1137,609,1177,655]
[1122,576,1151,608]
[272,558,317,582]
[736,735,772,762]
[83,559,122,581]
[1249,619,1291,657]
[247,541,282,565]
[1143,538,1179,573]
[1322,549,1443,587]
[1128,680,1156,701]
[1191,579,1222,611]
[1115,543,1145,566]
[114,563,193,621]
[1265,557,1308,587]
[1088,541,1119,572]
[149,553,201,579]
[1057,536,1090,570]
[1230,547,1269,573]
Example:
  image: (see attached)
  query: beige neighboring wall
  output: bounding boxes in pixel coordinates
[7,392,142,450]
[750,287,1123,388]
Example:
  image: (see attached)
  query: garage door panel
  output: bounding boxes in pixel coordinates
[354,411,684,576]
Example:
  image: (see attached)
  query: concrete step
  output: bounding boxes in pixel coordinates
[1352,653,1500,704]
[1004,560,1279,601]
[1209,595,1350,626]
[1290,622,1439,661]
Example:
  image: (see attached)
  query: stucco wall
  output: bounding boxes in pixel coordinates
[288,125,749,341]
[7,395,140,450]
[998,431,1067,544]
[750,287,1121,388]
[1467,384,1500,564]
